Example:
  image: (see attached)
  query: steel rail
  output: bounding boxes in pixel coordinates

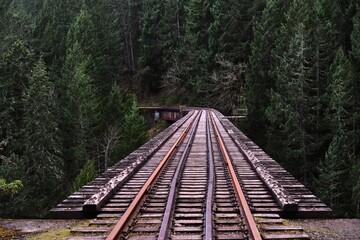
[209,111,262,240]
[106,111,200,240]
[204,110,215,240]
[157,110,202,239]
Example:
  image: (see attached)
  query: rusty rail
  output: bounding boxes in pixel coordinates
[204,111,215,240]
[157,110,202,239]
[210,111,262,240]
[106,111,200,240]
[213,110,298,212]
[83,111,194,214]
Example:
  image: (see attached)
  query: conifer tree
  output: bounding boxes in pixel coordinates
[60,41,99,179]
[139,0,163,71]
[101,83,125,169]
[266,0,313,182]
[318,48,355,216]
[119,99,147,157]
[245,0,289,145]
[350,6,360,216]
[304,0,344,165]
[158,0,186,70]
[71,160,98,192]
[21,58,64,216]
[183,0,213,95]
[317,130,349,213]
[66,7,97,59]
[0,0,33,51]
[0,40,34,163]
[33,0,81,67]
[208,0,252,63]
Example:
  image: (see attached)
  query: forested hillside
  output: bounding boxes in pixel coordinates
[0,0,359,218]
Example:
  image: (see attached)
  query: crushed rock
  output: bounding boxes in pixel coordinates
[289,218,360,240]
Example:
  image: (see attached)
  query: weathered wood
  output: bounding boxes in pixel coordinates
[262,233,310,239]
[261,225,303,231]
[215,111,298,212]
[82,111,194,214]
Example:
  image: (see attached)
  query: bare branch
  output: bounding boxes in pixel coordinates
[101,125,122,169]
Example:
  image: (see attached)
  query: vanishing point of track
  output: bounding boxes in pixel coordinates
[53,108,331,240]
[104,110,261,239]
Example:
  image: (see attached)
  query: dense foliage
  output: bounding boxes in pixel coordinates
[0,0,359,217]
[0,0,147,217]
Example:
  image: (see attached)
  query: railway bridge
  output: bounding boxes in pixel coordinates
[51,108,331,240]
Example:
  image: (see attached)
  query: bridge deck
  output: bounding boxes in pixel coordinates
[51,108,331,220]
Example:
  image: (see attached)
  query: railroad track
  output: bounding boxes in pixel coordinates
[58,109,321,239]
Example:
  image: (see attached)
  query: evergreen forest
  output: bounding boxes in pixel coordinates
[0,0,360,218]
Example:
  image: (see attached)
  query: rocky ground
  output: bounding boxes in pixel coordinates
[289,219,360,240]
[0,218,359,239]
[0,219,86,239]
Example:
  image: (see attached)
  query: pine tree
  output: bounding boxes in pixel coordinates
[59,41,99,179]
[33,0,82,67]
[304,0,344,168]
[101,83,125,169]
[66,7,97,59]
[21,57,64,216]
[139,0,163,71]
[327,48,354,131]
[158,0,186,70]
[208,0,253,63]
[311,0,342,130]
[119,99,147,157]
[244,0,289,146]
[0,0,33,51]
[350,6,360,216]
[116,0,141,73]
[0,40,34,164]
[182,0,214,95]
[318,48,355,216]
[317,130,349,213]
[265,0,313,182]
[71,160,98,192]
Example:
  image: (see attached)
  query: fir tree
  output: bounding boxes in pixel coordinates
[245,0,289,146]
[101,83,125,169]
[119,99,147,157]
[183,0,213,95]
[0,40,34,164]
[139,0,163,71]
[71,160,98,192]
[158,0,186,70]
[317,130,349,214]
[0,0,33,51]
[208,0,252,63]
[350,6,360,216]
[318,48,355,216]
[60,41,99,179]
[266,0,313,182]
[21,57,64,216]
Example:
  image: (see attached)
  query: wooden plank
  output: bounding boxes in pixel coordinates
[261,225,304,231]
[262,233,309,239]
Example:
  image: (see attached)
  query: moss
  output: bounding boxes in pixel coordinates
[281,218,290,225]
[29,220,90,240]
[29,227,72,240]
